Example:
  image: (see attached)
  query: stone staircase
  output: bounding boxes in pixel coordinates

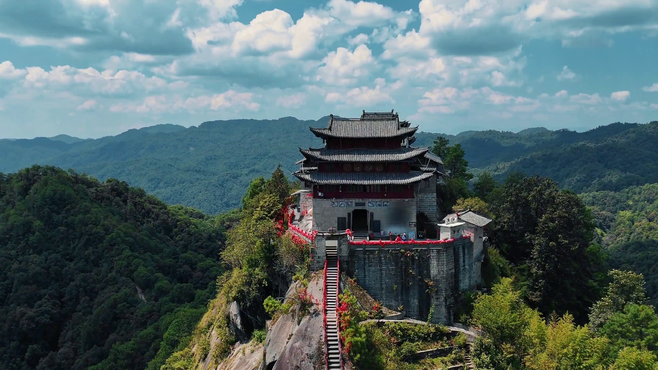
[325,244,342,370]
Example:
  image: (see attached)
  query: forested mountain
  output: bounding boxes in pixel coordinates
[581,183,658,306]
[1,118,657,214]
[0,166,235,370]
[0,119,323,214]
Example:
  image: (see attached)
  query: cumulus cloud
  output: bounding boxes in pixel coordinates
[569,93,602,105]
[414,0,658,57]
[610,91,630,101]
[557,66,576,81]
[318,44,376,85]
[327,0,398,27]
[643,83,658,92]
[0,61,26,79]
[325,85,393,106]
[77,99,98,110]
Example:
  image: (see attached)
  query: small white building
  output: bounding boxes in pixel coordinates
[438,210,492,286]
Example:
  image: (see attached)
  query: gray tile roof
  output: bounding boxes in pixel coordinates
[361,111,397,120]
[310,118,418,138]
[424,151,444,165]
[441,210,492,227]
[294,171,434,185]
[300,147,429,162]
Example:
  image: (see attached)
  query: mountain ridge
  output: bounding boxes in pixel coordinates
[1,118,656,214]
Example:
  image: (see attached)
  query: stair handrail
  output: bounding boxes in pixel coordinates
[323,259,328,370]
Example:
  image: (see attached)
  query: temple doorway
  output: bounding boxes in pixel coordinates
[352,209,368,232]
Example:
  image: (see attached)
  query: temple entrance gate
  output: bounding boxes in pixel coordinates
[352,209,368,232]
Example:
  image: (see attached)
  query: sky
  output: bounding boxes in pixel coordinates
[0,0,657,139]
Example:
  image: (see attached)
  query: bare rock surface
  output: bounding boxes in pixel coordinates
[272,310,324,370]
[218,342,263,370]
[228,301,247,342]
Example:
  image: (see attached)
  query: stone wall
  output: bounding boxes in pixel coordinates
[345,238,474,324]
[312,198,417,235]
[416,193,438,222]
[310,234,349,272]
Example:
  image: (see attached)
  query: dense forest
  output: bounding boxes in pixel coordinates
[2,118,658,214]
[0,166,235,370]
[430,139,658,369]
[581,183,658,306]
[0,118,323,214]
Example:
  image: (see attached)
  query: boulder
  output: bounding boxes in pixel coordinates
[228,301,247,342]
[263,311,297,368]
[272,310,324,370]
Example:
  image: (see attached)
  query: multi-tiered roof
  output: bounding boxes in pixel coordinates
[294,111,444,188]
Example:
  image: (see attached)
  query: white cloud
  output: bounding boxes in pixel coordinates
[276,93,306,108]
[166,8,183,28]
[198,0,244,20]
[348,33,369,45]
[643,83,658,92]
[327,0,397,27]
[318,44,376,85]
[75,0,111,8]
[210,90,259,110]
[651,103,658,109]
[381,30,432,60]
[555,89,568,97]
[325,85,393,106]
[416,0,658,56]
[232,10,294,56]
[570,93,602,105]
[77,99,98,110]
[610,91,630,101]
[0,61,26,79]
[556,66,576,81]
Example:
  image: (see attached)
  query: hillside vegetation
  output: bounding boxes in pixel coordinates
[3,119,657,213]
[0,166,233,370]
[581,183,658,306]
[0,118,323,214]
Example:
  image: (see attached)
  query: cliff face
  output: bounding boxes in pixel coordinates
[166,274,326,370]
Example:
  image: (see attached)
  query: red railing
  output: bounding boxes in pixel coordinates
[288,222,317,242]
[348,235,470,246]
[323,259,328,370]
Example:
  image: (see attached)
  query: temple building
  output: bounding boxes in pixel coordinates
[289,110,490,325]
[294,110,445,238]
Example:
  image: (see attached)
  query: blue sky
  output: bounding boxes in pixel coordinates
[0,0,657,138]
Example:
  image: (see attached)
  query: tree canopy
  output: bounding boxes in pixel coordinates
[0,166,231,370]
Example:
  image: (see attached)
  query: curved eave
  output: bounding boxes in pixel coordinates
[299,147,429,162]
[293,171,434,185]
[309,126,418,139]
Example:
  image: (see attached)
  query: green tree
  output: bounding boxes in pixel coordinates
[452,197,491,217]
[471,278,543,369]
[491,176,603,321]
[242,177,265,208]
[609,347,658,370]
[599,304,658,354]
[432,136,473,212]
[589,270,649,330]
[473,171,498,202]
[264,165,291,204]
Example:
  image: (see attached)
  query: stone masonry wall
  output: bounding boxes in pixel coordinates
[416,193,438,222]
[345,238,473,324]
[313,198,417,235]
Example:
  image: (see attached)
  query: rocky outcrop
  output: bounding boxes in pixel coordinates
[260,274,325,370]
[272,311,324,370]
[198,273,326,370]
[218,342,264,370]
[228,301,248,342]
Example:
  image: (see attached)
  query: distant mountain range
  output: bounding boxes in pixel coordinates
[2,118,657,214]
